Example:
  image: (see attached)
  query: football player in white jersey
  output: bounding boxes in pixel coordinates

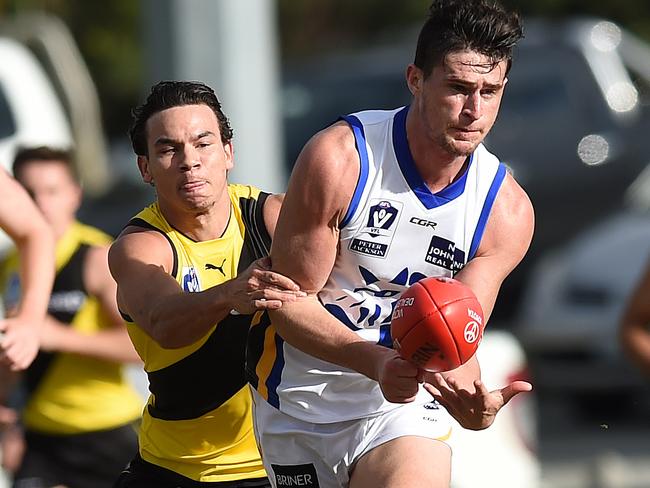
[249,1,535,487]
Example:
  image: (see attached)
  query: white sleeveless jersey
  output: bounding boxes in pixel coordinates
[253,106,507,423]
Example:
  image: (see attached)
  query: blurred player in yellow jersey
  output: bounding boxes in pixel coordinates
[0,146,143,488]
[0,165,55,486]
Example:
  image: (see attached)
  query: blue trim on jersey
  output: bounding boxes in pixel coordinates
[265,334,286,408]
[468,163,508,260]
[393,106,473,209]
[339,115,370,228]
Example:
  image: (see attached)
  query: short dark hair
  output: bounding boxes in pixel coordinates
[129,81,234,157]
[414,0,523,77]
[12,146,78,182]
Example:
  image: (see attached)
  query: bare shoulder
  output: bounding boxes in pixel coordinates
[108,227,174,278]
[286,121,361,224]
[478,172,535,263]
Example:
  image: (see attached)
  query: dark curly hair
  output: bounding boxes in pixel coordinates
[129,81,234,157]
[414,0,523,77]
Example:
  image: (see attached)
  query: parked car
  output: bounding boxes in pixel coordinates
[282,17,650,321]
[0,36,72,174]
[0,36,73,258]
[515,165,650,411]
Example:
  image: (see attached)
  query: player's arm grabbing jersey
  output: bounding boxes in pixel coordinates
[108,187,290,350]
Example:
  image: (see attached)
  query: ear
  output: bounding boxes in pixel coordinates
[137,155,153,185]
[406,64,423,97]
[223,141,234,171]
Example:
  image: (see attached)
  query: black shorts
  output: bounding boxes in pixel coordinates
[113,454,271,488]
[13,422,138,488]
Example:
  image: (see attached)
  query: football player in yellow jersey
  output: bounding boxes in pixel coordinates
[108,81,303,488]
[0,147,143,488]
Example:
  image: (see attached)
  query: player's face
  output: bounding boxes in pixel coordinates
[16,160,81,238]
[407,49,508,157]
[140,104,233,215]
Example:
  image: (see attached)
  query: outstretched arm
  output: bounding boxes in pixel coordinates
[109,210,303,350]
[0,170,55,371]
[423,172,535,429]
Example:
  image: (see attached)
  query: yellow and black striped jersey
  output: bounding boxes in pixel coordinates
[121,184,271,483]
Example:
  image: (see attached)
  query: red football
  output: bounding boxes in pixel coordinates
[390,276,484,372]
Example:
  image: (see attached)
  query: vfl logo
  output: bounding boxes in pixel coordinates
[366,201,398,236]
[205,258,227,276]
[350,199,403,258]
[464,321,480,343]
[182,266,201,292]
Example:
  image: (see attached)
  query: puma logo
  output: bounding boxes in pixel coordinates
[205,258,227,276]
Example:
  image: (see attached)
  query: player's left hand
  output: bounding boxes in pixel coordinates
[0,316,40,371]
[423,373,532,430]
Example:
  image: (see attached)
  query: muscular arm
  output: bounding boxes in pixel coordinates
[38,245,141,363]
[109,209,301,350]
[423,172,534,429]
[0,170,55,370]
[437,172,534,387]
[269,124,407,390]
[620,257,650,376]
[454,172,534,321]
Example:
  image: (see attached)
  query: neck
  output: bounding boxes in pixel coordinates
[158,192,231,241]
[405,106,469,193]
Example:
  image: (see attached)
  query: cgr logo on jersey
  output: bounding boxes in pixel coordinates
[425,236,466,271]
[182,266,201,292]
[350,199,402,258]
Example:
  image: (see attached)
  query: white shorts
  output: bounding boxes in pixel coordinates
[251,388,453,488]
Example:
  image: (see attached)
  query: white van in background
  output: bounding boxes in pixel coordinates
[0,36,73,256]
[0,37,72,174]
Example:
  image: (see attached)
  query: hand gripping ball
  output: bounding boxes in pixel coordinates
[390,276,484,372]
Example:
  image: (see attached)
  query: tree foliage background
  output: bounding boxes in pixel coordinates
[0,0,649,138]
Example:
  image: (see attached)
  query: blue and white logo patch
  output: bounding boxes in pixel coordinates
[182,266,201,292]
[349,199,402,258]
[425,236,466,272]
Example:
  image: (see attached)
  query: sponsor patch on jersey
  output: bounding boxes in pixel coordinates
[272,463,320,487]
[349,199,402,258]
[49,290,86,314]
[181,266,202,292]
[425,236,466,271]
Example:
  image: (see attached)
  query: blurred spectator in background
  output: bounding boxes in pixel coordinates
[0,146,143,488]
[0,169,55,372]
[620,255,650,377]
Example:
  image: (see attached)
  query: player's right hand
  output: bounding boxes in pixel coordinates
[229,257,306,314]
[376,349,421,403]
